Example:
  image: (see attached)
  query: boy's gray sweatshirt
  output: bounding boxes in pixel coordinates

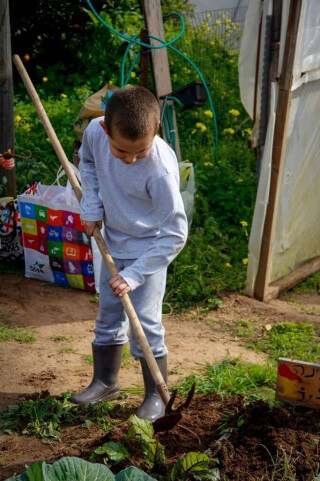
[79,117,188,290]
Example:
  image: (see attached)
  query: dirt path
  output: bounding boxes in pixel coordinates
[1,274,320,409]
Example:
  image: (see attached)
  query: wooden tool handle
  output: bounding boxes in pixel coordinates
[13,54,170,406]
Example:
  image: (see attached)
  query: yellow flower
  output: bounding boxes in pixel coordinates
[14,115,22,123]
[240,221,248,227]
[229,109,240,117]
[204,110,213,118]
[223,128,235,135]
[215,19,221,25]
[46,137,51,143]
[60,93,67,99]
[42,77,48,83]
[225,263,232,268]
[244,128,253,135]
[225,17,231,23]
[23,124,31,133]
[242,258,249,265]
[195,122,207,132]
[130,71,136,78]
[204,162,213,167]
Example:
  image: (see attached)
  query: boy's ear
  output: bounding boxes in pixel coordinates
[99,120,108,135]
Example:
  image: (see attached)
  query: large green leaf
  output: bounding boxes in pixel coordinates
[170,452,211,481]
[94,442,130,464]
[115,467,157,481]
[126,415,154,443]
[44,457,114,481]
[141,440,166,468]
[26,461,46,481]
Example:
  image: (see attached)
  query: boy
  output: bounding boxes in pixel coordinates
[71,86,188,422]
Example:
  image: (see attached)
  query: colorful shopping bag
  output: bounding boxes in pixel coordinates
[17,168,99,292]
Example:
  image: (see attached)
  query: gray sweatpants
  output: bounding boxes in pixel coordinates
[94,258,168,359]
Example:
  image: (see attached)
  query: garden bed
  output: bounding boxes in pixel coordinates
[1,394,319,480]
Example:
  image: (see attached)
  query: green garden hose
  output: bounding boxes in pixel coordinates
[86,0,219,162]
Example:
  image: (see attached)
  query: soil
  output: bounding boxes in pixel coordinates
[1,273,320,480]
[1,394,319,480]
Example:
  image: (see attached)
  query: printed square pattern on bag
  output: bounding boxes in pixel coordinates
[20,202,96,292]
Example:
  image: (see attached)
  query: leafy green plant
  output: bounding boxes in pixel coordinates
[92,441,131,465]
[170,452,220,481]
[7,457,157,481]
[126,415,166,469]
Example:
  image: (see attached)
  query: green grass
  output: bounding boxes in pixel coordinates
[51,335,74,342]
[83,344,132,368]
[249,322,320,363]
[0,325,36,343]
[292,271,320,294]
[58,346,77,354]
[177,358,276,402]
[0,393,123,440]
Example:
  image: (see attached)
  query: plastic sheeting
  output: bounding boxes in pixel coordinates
[245,83,277,295]
[238,0,263,118]
[244,0,320,295]
[270,79,320,282]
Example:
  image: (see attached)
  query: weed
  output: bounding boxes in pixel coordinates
[0,394,123,440]
[292,272,320,295]
[0,394,76,440]
[0,325,36,343]
[177,358,276,401]
[84,354,93,364]
[250,322,320,363]
[232,318,255,338]
[58,346,77,354]
[51,335,74,342]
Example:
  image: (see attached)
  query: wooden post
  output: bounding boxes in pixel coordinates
[254,1,302,301]
[140,0,181,160]
[0,0,15,197]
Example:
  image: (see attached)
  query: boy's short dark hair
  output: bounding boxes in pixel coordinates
[105,86,160,140]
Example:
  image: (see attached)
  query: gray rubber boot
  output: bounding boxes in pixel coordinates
[136,356,167,422]
[70,344,123,405]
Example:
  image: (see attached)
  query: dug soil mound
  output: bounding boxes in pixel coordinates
[1,394,319,480]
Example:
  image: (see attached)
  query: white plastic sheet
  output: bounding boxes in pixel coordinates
[245,83,277,295]
[270,79,320,282]
[238,0,263,119]
[245,0,320,295]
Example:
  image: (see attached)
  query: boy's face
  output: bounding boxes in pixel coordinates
[100,121,154,164]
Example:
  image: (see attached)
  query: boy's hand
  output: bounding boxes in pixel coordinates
[0,156,15,170]
[81,220,102,236]
[109,274,131,297]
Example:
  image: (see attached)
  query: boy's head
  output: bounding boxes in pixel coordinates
[100,86,160,164]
